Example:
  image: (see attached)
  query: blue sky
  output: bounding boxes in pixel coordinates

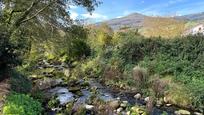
[69,0,204,22]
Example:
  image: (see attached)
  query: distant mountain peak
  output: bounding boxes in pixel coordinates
[98,12,204,30]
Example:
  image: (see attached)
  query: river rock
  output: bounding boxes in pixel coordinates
[109,100,120,109]
[126,111,131,115]
[166,103,172,107]
[120,101,128,108]
[131,106,146,114]
[156,99,163,107]
[33,78,63,90]
[164,97,168,103]
[85,104,94,110]
[69,87,81,93]
[116,107,123,113]
[64,69,70,77]
[134,93,142,99]
[175,110,191,115]
[144,97,150,102]
[116,97,121,100]
[194,112,202,115]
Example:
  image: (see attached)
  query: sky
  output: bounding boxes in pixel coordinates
[70,0,204,22]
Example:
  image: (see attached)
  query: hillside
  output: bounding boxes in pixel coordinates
[101,13,146,30]
[99,12,204,38]
[140,17,185,38]
[174,12,204,21]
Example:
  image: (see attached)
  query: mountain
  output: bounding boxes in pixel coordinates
[100,12,204,30]
[174,12,204,21]
[97,12,204,38]
[100,13,146,30]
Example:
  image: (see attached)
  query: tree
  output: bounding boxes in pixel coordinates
[88,23,113,53]
[1,0,100,35]
[0,0,100,79]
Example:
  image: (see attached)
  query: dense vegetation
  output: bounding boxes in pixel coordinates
[75,28,204,110]
[0,0,99,114]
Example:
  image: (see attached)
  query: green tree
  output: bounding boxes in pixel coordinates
[0,0,100,80]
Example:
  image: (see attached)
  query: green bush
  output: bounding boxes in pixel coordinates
[10,70,32,94]
[48,96,60,109]
[138,35,204,108]
[3,93,42,115]
[68,39,91,60]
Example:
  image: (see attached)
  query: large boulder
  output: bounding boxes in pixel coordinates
[33,78,63,91]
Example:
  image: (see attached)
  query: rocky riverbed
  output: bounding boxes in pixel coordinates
[30,60,203,115]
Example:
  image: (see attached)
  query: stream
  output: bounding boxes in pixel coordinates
[88,79,176,115]
[33,60,201,115]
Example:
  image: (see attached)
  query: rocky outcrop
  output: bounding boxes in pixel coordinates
[33,78,63,91]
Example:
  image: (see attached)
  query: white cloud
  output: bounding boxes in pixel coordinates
[116,16,123,18]
[69,5,78,9]
[70,11,79,20]
[81,13,108,20]
[123,10,135,16]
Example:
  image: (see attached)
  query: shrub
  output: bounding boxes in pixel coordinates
[48,96,60,109]
[103,65,122,81]
[10,71,32,94]
[73,58,105,79]
[3,93,42,115]
[164,84,192,108]
[31,90,45,103]
[150,76,169,98]
[132,66,148,89]
[67,39,91,60]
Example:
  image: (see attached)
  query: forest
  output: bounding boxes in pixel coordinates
[0,0,204,115]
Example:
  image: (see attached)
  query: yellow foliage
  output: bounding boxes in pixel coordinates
[141,17,185,38]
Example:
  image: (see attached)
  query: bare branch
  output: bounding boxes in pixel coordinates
[14,0,40,27]
[20,0,57,25]
[8,9,25,23]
